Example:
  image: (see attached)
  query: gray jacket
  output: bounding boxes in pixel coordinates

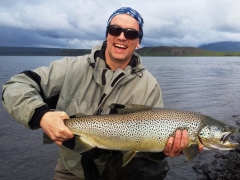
[2,43,164,178]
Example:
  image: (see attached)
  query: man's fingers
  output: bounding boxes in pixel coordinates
[199,143,204,152]
[40,111,74,145]
[56,123,74,139]
[180,129,188,148]
[55,140,63,146]
[164,130,204,158]
[164,130,189,157]
[58,111,70,120]
[163,137,174,156]
[170,130,182,156]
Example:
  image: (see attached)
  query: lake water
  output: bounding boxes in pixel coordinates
[1,56,240,180]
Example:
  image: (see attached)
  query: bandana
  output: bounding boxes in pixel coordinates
[106,7,144,43]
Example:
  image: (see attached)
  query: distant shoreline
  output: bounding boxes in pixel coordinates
[0,47,91,56]
[0,46,240,56]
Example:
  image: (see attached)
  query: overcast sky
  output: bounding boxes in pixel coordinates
[0,0,239,49]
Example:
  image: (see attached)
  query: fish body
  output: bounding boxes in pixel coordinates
[64,104,239,166]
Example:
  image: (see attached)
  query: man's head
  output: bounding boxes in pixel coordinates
[105,7,144,70]
[106,7,144,44]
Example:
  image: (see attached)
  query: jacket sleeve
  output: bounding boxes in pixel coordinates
[1,57,71,129]
[146,83,164,108]
[138,69,164,109]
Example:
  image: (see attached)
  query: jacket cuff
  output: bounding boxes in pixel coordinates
[29,105,50,129]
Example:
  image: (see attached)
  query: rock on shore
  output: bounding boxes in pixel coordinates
[192,119,240,180]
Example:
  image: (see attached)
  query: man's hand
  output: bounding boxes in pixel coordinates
[163,129,204,157]
[40,111,74,145]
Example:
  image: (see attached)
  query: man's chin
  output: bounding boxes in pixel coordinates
[112,55,127,62]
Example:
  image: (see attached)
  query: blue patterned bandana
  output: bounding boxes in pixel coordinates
[106,7,144,43]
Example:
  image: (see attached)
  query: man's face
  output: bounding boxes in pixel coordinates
[105,14,140,69]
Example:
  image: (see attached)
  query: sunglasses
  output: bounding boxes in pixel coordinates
[107,25,140,40]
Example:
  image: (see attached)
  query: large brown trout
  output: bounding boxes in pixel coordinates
[64,104,239,166]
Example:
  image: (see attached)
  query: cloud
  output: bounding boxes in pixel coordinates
[0,0,239,48]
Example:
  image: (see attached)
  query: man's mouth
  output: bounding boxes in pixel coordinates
[114,43,127,49]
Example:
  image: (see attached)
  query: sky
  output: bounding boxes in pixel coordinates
[0,0,240,49]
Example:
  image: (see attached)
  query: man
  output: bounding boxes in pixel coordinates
[2,7,200,180]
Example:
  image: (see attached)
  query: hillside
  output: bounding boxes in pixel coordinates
[1,44,240,56]
[135,46,240,56]
[198,41,240,52]
[0,47,90,56]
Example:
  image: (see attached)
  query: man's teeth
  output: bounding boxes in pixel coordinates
[115,44,126,49]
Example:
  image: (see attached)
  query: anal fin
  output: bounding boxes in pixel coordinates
[122,151,137,167]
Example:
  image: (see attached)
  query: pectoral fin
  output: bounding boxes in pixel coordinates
[62,135,93,152]
[183,144,199,162]
[73,136,94,152]
[122,151,137,167]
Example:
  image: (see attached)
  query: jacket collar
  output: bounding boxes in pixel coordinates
[88,41,145,84]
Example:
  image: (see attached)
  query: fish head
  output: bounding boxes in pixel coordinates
[198,117,239,150]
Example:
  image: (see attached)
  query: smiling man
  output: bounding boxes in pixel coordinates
[105,13,141,70]
[2,7,195,180]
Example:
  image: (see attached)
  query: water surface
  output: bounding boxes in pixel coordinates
[1,56,240,179]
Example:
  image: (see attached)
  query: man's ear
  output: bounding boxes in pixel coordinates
[136,42,140,49]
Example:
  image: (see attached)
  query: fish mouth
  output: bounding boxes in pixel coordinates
[220,132,231,144]
[218,131,239,150]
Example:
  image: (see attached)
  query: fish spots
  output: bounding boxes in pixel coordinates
[65,108,207,151]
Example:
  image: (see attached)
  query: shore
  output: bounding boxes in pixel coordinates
[166,118,240,180]
[191,118,240,180]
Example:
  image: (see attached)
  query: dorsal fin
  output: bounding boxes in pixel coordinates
[109,104,152,114]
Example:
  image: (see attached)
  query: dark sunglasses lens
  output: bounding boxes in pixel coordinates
[108,26,121,36]
[108,26,139,39]
[124,29,139,39]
